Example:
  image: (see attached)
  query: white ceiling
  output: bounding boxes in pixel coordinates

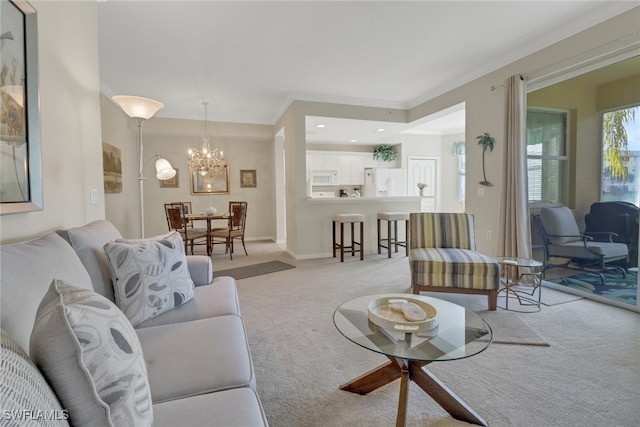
[97,1,637,137]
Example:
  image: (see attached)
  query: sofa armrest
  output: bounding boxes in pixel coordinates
[186,255,213,286]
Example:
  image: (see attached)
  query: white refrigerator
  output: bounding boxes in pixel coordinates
[362,168,407,197]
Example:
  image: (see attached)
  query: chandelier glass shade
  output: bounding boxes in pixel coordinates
[188,102,226,176]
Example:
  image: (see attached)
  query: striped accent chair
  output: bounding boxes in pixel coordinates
[409,213,500,310]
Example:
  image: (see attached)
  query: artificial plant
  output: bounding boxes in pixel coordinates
[372,144,398,162]
[476,132,495,187]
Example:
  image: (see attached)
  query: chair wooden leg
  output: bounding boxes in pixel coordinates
[377,219,382,254]
[488,290,497,311]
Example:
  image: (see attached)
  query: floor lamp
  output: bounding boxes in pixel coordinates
[113,95,175,238]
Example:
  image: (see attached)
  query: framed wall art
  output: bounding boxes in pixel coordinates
[102,142,122,193]
[240,169,256,188]
[160,168,179,188]
[0,0,42,215]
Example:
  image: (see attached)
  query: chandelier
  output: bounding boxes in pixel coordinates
[187,102,225,176]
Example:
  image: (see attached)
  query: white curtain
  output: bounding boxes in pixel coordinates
[499,75,532,277]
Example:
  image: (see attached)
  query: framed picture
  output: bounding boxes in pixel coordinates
[191,165,229,195]
[160,168,179,188]
[240,169,257,188]
[102,142,122,193]
[0,0,42,215]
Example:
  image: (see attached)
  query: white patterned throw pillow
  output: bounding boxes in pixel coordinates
[104,231,194,326]
[1,329,70,427]
[30,280,153,427]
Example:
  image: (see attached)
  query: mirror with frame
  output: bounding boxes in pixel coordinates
[190,165,230,195]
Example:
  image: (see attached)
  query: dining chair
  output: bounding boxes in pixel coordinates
[164,203,208,254]
[211,201,248,260]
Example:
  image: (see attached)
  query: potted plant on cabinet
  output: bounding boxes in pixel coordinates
[373,145,398,162]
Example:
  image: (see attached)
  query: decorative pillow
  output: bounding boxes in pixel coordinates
[29,280,153,427]
[1,329,70,427]
[104,231,194,327]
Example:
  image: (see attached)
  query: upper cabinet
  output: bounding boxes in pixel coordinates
[338,154,365,185]
[307,150,397,184]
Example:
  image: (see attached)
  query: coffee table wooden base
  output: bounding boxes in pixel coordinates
[340,356,487,427]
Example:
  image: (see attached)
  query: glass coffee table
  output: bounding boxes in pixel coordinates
[333,293,492,427]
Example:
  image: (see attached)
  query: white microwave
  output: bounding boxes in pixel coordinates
[311,170,339,186]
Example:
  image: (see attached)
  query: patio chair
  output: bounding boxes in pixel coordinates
[408,212,500,310]
[535,206,628,284]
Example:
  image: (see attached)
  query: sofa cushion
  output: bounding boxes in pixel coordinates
[1,329,70,426]
[137,276,240,328]
[0,232,93,354]
[153,388,267,427]
[30,280,153,427]
[136,315,254,403]
[57,220,123,302]
[104,232,195,327]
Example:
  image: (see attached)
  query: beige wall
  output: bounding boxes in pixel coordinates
[277,7,640,257]
[102,99,275,240]
[528,68,640,228]
[0,1,104,244]
[2,3,637,262]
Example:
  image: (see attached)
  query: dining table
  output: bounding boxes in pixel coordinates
[185,212,232,256]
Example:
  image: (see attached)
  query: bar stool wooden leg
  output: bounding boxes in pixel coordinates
[405,219,409,256]
[387,219,392,258]
[360,220,364,260]
[394,220,399,253]
[377,218,382,255]
[340,222,345,262]
[333,220,337,258]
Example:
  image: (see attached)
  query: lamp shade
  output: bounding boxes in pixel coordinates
[113,95,164,120]
[155,158,176,180]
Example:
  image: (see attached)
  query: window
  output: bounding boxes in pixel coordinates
[527,109,568,204]
[601,105,639,204]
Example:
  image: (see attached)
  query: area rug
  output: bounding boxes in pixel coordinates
[547,270,637,306]
[216,260,296,280]
[478,311,550,347]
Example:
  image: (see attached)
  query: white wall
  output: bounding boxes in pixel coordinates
[0,1,104,243]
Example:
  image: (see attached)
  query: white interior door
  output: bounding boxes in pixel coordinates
[408,157,437,197]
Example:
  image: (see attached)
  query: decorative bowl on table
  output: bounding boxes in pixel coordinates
[368,296,439,338]
[205,207,217,216]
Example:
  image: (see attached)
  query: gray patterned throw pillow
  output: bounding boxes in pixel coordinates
[30,280,153,427]
[104,231,195,327]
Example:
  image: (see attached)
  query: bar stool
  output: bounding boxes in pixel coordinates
[377,212,409,258]
[332,214,364,262]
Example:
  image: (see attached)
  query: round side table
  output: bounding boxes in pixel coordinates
[494,256,543,312]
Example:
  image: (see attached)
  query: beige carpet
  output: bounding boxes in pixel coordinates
[210,242,640,427]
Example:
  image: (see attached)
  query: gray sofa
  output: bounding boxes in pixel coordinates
[0,219,268,426]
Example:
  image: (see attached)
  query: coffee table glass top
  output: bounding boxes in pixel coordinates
[333,294,492,362]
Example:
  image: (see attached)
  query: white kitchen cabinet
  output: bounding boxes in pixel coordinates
[307,151,339,171]
[338,154,366,185]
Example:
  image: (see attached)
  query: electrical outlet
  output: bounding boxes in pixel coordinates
[486,230,493,240]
